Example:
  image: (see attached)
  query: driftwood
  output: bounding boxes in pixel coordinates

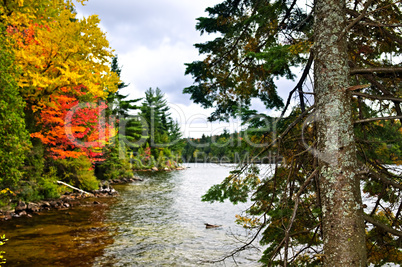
[56,181,93,196]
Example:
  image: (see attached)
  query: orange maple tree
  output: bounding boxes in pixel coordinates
[31,85,114,161]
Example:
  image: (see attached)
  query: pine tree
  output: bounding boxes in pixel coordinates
[186,0,402,265]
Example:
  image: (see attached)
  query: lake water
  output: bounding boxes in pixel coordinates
[0,163,263,266]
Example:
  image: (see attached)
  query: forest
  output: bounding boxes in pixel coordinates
[0,1,183,207]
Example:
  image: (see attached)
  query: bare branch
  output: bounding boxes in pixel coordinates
[281,53,314,116]
[360,22,402,28]
[352,92,402,103]
[272,169,319,263]
[350,67,402,75]
[363,213,402,237]
[365,169,402,190]
[354,115,402,124]
[339,0,374,40]
[347,84,371,91]
[251,105,315,162]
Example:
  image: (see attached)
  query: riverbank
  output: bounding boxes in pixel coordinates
[0,175,148,222]
[0,166,187,222]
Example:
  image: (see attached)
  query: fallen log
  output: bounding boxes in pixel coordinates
[56,181,93,196]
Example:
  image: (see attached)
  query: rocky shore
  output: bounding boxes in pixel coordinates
[0,167,186,222]
[0,176,144,222]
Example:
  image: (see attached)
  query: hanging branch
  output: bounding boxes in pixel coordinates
[280,53,314,116]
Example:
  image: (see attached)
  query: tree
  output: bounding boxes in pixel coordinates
[186,0,401,265]
[0,0,121,200]
[107,57,145,148]
[30,87,112,161]
[0,23,30,190]
[140,88,172,150]
[314,0,366,264]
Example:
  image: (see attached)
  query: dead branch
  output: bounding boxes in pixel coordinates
[56,181,93,196]
[363,213,402,237]
[352,92,402,102]
[354,115,402,124]
[272,169,319,264]
[350,67,402,75]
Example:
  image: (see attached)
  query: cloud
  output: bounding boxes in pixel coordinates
[76,0,220,107]
[75,0,300,137]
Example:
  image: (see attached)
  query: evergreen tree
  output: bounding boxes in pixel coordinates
[186,0,402,265]
[140,88,172,149]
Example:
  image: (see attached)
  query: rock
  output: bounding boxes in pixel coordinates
[27,202,40,213]
[133,176,143,182]
[151,167,158,171]
[205,223,222,229]
[0,212,12,221]
[42,202,51,209]
[163,167,169,171]
[93,201,101,205]
[15,200,27,213]
[63,203,70,208]
[18,210,27,216]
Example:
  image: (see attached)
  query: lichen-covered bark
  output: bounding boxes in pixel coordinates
[314,0,367,266]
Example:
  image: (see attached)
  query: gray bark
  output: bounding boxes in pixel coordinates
[314,0,367,265]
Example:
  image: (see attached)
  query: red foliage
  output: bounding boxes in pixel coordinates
[31,86,113,161]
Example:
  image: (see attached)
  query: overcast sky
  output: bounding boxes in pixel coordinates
[75,0,298,138]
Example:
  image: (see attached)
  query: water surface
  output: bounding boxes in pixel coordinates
[0,163,262,266]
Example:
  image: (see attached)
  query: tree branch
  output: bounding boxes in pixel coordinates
[354,115,402,124]
[272,169,319,264]
[281,53,314,116]
[363,213,402,237]
[339,0,374,40]
[350,67,402,75]
[352,92,402,102]
[56,181,93,196]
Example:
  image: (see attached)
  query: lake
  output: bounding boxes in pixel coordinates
[0,163,263,266]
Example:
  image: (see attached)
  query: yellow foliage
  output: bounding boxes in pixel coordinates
[4,0,119,109]
[235,214,261,228]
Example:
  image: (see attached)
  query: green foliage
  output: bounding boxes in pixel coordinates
[97,137,133,181]
[0,24,30,190]
[107,56,146,147]
[187,0,402,265]
[56,157,99,191]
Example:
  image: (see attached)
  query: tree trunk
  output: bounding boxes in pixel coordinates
[314,0,367,266]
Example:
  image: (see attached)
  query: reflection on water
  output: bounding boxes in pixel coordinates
[0,198,116,266]
[0,164,263,266]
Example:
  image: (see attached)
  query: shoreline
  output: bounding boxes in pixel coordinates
[0,167,187,222]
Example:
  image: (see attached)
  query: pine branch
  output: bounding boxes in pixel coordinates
[339,0,374,40]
